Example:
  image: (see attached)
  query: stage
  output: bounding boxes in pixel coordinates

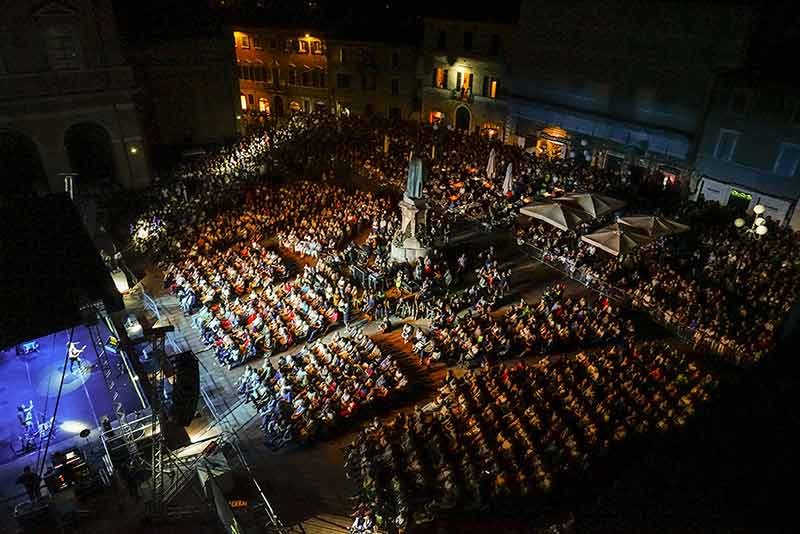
[0,322,145,466]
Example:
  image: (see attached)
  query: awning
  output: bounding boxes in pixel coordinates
[553,192,626,218]
[520,201,594,231]
[617,215,689,237]
[581,223,654,256]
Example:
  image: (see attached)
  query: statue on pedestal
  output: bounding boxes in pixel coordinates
[392,156,430,263]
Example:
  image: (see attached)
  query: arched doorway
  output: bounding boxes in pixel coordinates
[64,122,116,188]
[455,106,470,131]
[0,131,48,197]
[273,95,284,117]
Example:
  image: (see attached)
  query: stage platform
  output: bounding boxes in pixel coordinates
[0,322,146,466]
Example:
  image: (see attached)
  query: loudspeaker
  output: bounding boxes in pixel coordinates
[168,351,199,427]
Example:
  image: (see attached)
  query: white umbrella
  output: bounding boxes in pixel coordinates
[486,148,497,179]
[502,163,513,195]
[553,192,626,219]
[616,215,690,237]
[580,223,653,256]
[520,202,594,231]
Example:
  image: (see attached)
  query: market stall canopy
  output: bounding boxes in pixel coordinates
[580,223,654,256]
[520,202,595,231]
[553,192,626,218]
[617,215,690,237]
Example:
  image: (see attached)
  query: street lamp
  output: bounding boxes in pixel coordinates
[734,204,768,238]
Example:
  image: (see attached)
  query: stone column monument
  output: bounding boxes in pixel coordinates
[391,157,431,263]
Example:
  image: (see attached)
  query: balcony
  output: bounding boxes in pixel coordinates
[451,89,473,103]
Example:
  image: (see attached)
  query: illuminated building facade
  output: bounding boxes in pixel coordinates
[0,0,150,197]
[233,27,330,126]
[420,17,513,138]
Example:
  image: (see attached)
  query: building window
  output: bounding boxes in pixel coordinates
[269,39,277,49]
[303,100,310,113]
[272,68,280,86]
[455,71,462,92]
[253,35,264,49]
[433,68,448,89]
[239,34,250,49]
[437,30,446,49]
[391,51,399,69]
[253,65,264,82]
[490,34,501,56]
[391,79,399,96]
[320,69,327,88]
[311,40,323,54]
[730,88,751,114]
[714,129,739,161]
[463,31,473,51]
[337,73,350,89]
[45,27,81,70]
[301,69,311,86]
[288,67,296,85]
[240,94,247,110]
[482,76,499,98]
[259,98,270,113]
[774,142,800,177]
[299,40,309,54]
[312,69,320,87]
[339,48,348,63]
[248,94,255,107]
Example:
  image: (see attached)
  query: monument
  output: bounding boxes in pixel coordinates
[391,156,431,263]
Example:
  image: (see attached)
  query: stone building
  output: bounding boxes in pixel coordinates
[508,0,754,174]
[0,0,150,197]
[233,26,331,124]
[419,16,514,138]
[327,38,419,120]
[694,74,800,227]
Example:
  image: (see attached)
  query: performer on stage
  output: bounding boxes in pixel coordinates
[67,341,87,372]
[17,400,34,430]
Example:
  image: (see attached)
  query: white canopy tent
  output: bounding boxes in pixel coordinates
[502,162,513,195]
[553,192,626,218]
[580,223,654,256]
[520,202,595,231]
[486,148,497,179]
[616,215,690,237]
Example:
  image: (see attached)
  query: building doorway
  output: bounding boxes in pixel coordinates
[64,122,116,189]
[455,106,470,131]
[273,96,284,117]
[0,130,48,196]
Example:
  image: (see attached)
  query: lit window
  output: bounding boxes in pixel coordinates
[240,34,250,49]
[299,40,309,54]
[490,79,498,99]
[311,40,322,55]
[253,35,264,49]
[433,68,448,89]
[240,94,247,110]
[259,98,269,113]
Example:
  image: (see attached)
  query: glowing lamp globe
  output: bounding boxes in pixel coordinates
[755,225,768,236]
[754,217,765,226]
[733,218,745,228]
[753,204,766,215]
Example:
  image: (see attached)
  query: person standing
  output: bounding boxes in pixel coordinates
[67,341,87,373]
[16,466,41,503]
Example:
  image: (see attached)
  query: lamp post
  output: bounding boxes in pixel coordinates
[734,204,768,238]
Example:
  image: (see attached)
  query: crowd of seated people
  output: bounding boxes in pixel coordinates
[344,343,718,529]
[238,327,408,448]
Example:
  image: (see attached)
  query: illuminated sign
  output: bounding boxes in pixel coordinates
[730,189,752,200]
[229,500,248,509]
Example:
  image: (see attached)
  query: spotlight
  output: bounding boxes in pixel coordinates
[61,420,89,434]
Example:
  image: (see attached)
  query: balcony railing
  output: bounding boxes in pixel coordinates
[451,89,473,103]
